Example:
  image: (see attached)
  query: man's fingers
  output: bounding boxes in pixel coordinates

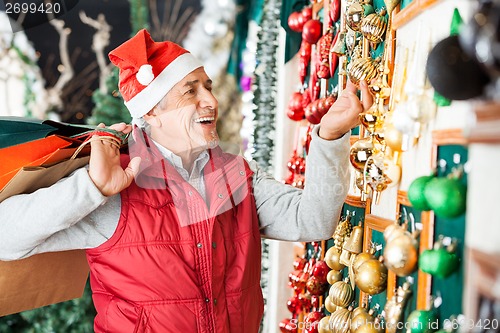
[124,157,142,183]
[359,81,374,110]
[344,80,358,94]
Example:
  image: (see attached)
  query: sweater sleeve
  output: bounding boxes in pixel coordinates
[251,126,350,242]
[0,168,121,260]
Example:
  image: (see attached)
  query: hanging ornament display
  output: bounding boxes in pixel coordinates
[329,306,353,333]
[339,223,364,266]
[317,30,335,79]
[424,173,467,219]
[419,236,460,278]
[408,174,435,211]
[360,10,387,48]
[354,256,387,295]
[302,19,323,44]
[329,278,355,308]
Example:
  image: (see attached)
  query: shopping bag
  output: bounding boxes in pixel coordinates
[0,250,89,316]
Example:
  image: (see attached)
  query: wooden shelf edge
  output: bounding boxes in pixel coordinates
[345,194,367,208]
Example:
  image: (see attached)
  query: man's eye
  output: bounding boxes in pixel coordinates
[184,89,195,95]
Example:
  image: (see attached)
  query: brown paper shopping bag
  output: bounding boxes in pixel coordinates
[0,156,91,316]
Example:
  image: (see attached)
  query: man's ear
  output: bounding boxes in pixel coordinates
[143,110,161,128]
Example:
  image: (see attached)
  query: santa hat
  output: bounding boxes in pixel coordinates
[109,29,203,118]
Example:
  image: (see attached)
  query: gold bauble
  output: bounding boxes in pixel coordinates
[354,258,388,295]
[327,270,343,285]
[351,305,368,319]
[384,124,403,152]
[346,2,364,31]
[347,57,379,86]
[383,224,406,243]
[325,247,346,271]
[329,279,355,308]
[351,309,375,332]
[384,158,401,188]
[350,137,375,172]
[383,234,419,277]
[361,13,387,44]
[319,315,334,333]
[359,104,385,135]
[330,308,353,333]
[352,249,376,274]
[325,295,338,313]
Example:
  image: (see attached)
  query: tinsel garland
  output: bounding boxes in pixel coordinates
[249,0,282,332]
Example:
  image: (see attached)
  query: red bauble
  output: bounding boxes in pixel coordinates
[287,92,305,121]
[302,19,323,44]
[298,293,312,310]
[287,12,303,32]
[306,276,328,295]
[301,6,313,23]
[294,257,307,271]
[287,295,302,314]
[330,0,341,23]
[305,100,321,124]
[292,174,305,189]
[304,311,325,333]
[312,260,330,283]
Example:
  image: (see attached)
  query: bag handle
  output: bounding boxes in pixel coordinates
[70,130,125,160]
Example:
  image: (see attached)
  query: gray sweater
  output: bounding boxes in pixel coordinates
[0,128,350,260]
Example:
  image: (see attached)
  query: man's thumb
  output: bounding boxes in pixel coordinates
[125,157,142,183]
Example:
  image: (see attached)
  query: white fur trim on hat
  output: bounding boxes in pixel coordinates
[137,64,154,86]
[125,53,203,118]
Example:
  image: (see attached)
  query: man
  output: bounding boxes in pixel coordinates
[0,30,372,332]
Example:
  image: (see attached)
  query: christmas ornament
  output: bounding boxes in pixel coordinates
[352,247,376,273]
[347,57,379,86]
[419,236,460,278]
[384,281,413,333]
[307,276,329,296]
[301,6,313,25]
[299,40,312,85]
[325,295,338,313]
[327,270,343,285]
[349,137,377,172]
[364,153,401,204]
[287,92,305,121]
[351,305,376,332]
[329,31,341,77]
[312,260,331,283]
[333,215,354,250]
[294,257,307,271]
[317,30,334,79]
[354,317,383,333]
[288,12,304,33]
[339,224,364,266]
[384,124,404,155]
[305,310,325,333]
[426,35,490,100]
[329,307,353,333]
[424,175,467,218]
[354,256,388,295]
[361,11,387,47]
[318,315,333,333]
[360,94,385,136]
[325,247,346,271]
[406,308,439,333]
[408,175,435,211]
[383,223,419,276]
[329,278,355,308]
[346,2,365,32]
[329,0,341,23]
[303,19,323,44]
[331,30,346,56]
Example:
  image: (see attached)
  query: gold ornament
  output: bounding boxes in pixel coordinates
[361,12,387,46]
[383,224,420,277]
[319,315,334,333]
[359,96,386,135]
[331,30,347,56]
[347,57,379,86]
[353,257,388,295]
[363,153,401,204]
[346,2,364,31]
[325,247,347,271]
[325,295,338,313]
[333,216,354,249]
[350,137,377,172]
[329,278,355,308]
[339,224,364,266]
[384,281,413,333]
[352,248,377,273]
[351,306,376,332]
[327,270,343,285]
[329,307,353,333]
[384,123,403,153]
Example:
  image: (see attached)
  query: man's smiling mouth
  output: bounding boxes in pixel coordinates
[194,116,215,125]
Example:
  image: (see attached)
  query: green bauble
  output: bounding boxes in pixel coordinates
[408,175,434,211]
[419,248,460,278]
[424,178,467,218]
[407,310,439,333]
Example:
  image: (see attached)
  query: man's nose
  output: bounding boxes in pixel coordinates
[199,89,218,110]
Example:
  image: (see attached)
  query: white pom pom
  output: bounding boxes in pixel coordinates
[136,64,154,86]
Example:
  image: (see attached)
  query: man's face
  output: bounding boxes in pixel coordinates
[147,67,219,152]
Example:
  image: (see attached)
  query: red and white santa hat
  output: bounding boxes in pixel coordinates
[109,29,203,118]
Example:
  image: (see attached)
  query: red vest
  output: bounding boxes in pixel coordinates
[86,131,264,333]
